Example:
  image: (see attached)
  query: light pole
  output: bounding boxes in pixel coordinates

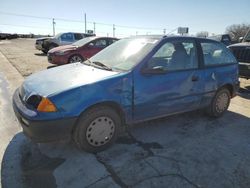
[113,24,115,37]
[52,18,56,36]
[84,13,87,33]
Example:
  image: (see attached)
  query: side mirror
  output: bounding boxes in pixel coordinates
[141,66,167,75]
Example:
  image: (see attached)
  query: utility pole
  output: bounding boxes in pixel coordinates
[52,18,56,36]
[113,24,115,37]
[93,22,96,34]
[163,28,166,35]
[84,13,87,33]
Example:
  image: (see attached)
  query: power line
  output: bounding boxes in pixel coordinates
[0,11,92,23]
[0,11,171,32]
[0,23,51,30]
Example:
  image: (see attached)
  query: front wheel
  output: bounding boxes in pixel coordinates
[206,88,231,117]
[73,106,121,153]
[68,55,83,64]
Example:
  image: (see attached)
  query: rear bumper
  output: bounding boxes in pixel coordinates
[12,89,77,142]
[233,80,240,97]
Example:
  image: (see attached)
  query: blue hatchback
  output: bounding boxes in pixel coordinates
[13,36,239,152]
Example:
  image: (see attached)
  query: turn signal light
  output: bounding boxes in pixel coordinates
[37,97,57,112]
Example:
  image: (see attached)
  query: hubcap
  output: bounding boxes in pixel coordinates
[86,116,115,147]
[215,92,229,113]
[70,56,82,63]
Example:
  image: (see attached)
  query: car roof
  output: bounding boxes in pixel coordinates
[84,36,118,40]
[129,35,219,43]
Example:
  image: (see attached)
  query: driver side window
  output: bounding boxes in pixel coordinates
[147,39,198,71]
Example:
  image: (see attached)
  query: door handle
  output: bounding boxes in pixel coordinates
[192,75,199,81]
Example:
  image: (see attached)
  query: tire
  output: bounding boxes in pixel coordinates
[73,106,121,153]
[206,88,231,117]
[42,50,47,54]
[68,54,83,64]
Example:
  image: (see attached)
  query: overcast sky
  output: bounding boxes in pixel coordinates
[0,0,249,37]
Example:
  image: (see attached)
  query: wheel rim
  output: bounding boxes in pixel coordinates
[215,92,229,113]
[70,55,82,63]
[86,116,115,147]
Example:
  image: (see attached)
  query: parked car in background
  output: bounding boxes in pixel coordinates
[13,36,239,152]
[208,34,232,46]
[228,29,250,79]
[0,33,18,40]
[35,32,95,54]
[47,36,118,65]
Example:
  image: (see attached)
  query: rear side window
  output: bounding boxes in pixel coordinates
[201,41,237,66]
[60,33,74,42]
[74,33,83,40]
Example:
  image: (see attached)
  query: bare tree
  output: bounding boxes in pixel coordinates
[226,23,250,41]
[196,31,209,38]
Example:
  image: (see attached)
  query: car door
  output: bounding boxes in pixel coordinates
[60,33,74,45]
[133,38,204,121]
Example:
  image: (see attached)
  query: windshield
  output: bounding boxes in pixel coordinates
[89,37,159,71]
[73,37,96,47]
[54,33,62,39]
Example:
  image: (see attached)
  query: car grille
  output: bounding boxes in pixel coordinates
[230,47,250,63]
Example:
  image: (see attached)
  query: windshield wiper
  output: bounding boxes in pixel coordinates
[82,58,92,66]
[92,61,112,71]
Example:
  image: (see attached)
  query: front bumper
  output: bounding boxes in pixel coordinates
[35,44,43,50]
[12,89,77,142]
[47,53,68,65]
[239,62,250,79]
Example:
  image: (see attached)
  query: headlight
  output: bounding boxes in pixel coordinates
[37,97,57,112]
[26,95,57,112]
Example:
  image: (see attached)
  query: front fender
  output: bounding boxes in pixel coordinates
[50,72,133,122]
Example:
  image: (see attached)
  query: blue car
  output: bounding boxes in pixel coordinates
[13,36,239,152]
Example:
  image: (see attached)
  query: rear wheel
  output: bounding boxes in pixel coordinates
[68,55,83,64]
[73,106,121,153]
[206,88,231,117]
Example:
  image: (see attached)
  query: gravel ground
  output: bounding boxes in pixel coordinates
[0,38,50,77]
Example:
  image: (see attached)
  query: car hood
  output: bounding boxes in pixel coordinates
[49,45,77,53]
[229,42,250,48]
[36,37,53,41]
[21,63,119,99]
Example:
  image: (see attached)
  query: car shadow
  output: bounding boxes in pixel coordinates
[2,110,250,188]
[34,53,46,56]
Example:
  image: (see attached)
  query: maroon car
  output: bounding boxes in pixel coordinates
[47,36,118,65]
